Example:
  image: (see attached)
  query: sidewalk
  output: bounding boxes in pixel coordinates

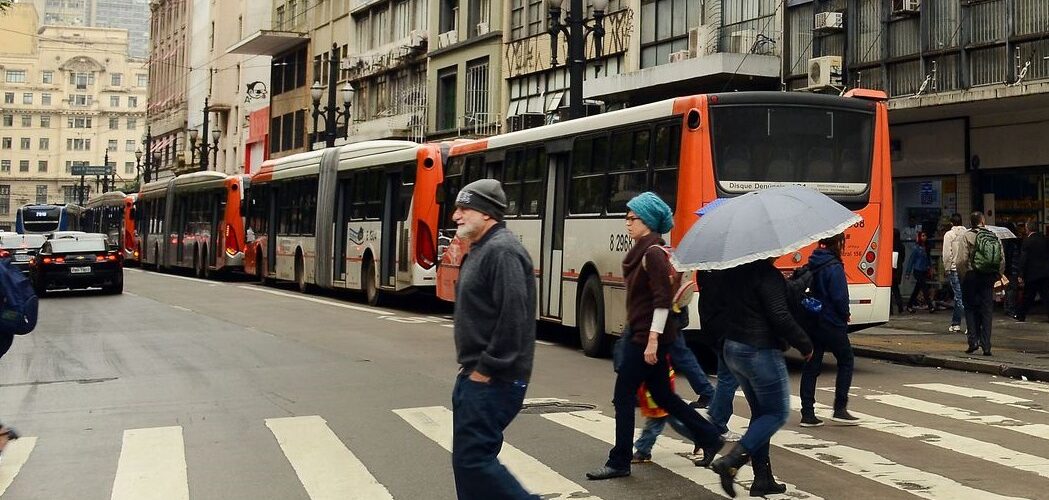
[851,310,1049,381]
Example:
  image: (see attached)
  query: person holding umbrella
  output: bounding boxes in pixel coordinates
[585,192,724,481]
[672,186,857,497]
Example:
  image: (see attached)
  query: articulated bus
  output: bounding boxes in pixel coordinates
[244,140,444,304]
[15,204,84,234]
[437,90,893,356]
[83,191,138,261]
[135,171,249,277]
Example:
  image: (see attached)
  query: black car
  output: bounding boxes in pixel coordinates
[0,233,48,275]
[30,234,123,294]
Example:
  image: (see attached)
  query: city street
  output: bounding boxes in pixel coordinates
[2,270,1049,500]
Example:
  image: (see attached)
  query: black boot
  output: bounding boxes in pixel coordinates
[710,444,750,498]
[749,456,786,497]
[693,436,725,468]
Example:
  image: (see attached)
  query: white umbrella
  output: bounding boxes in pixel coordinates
[983,225,1017,239]
[671,186,861,271]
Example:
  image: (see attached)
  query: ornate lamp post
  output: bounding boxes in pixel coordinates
[310,43,356,149]
[189,122,221,172]
[141,127,154,183]
[134,146,143,187]
[547,0,607,120]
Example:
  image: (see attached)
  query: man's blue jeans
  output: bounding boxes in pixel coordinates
[722,340,790,462]
[669,334,715,399]
[708,347,739,434]
[452,373,538,500]
[947,271,965,326]
[634,416,693,455]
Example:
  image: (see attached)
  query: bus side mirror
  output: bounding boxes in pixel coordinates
[435,184,446,204]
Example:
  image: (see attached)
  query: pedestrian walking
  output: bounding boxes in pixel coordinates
[1002,222,1023,317]
[0,330,20,460]
[955,212,1005,356]
[708,259,814,498]
[942,214,967,330]
[697,269,741,442]
[891,229,906,315]
[1016,221,1049,322]
[672,335,716,409]
[631,371,699,464]
[799,233,859,427]
[586,192,723,481]
[906,232,935,313]
[449,179,538,500]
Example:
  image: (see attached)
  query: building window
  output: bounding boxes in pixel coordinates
[69,117,92,128]
[111,73,123,86]
[527,0,544,36]
[36,185,47,204]
[356,15,372,51]
[20,137,30,150]
[110,117,119,129]
[41,93,51,106]
[128,96,138,108]
[62,185,77,204]
[439,0,457,33]
[42,71,53,84]
[5,70,26,83]
[137,74,148,87]
[1,137,10,149]
[127,117,137,129]
[464,58,490,129]
[393,0,411,40]
[67,138,91,151]
[40,116,50,128]
[19,160,29,172]
[39,138,49,150]
[437,67,458,130]
[22,93,32,105]
[71,72,95,88]
[467,0,491,38]
[37,161,47,173]
[270,46,307,96]
[0,185,9,214]
[110,96,120,107]
[3,93,13,104]
[2,115,10,127]
[0,160,9,172]
[108,139,118,151]
[125,161,135,174]
[20,115,30,127]
[640,0,700,68]
[71,94,92,107]
[125,140,135,152]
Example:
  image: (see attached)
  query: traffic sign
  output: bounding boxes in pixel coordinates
[71,165,112,176]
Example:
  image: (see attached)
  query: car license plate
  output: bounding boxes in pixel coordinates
[14,254,30,262]
[70,266,91,274]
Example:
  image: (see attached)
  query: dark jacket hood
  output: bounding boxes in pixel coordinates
[808,248,839,268]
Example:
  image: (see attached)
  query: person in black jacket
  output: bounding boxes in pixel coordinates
[799,233,859,427]
[891,229,906,315]
[709,259,813,498]
[1017,221,1049,322]
[0,329,19,457]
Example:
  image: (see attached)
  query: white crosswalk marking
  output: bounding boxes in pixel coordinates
[992,380,1049,394]
[393,406,600,500]
[542,410,820,499]
[0,437,37,496]
[110,427,189,500]
[866,393,1049,440]
[908,383,1049,414]
[792,395,1049,480]
[266,415,393,500]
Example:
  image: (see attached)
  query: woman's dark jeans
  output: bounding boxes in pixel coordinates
[800,324,855,414]
[722,339,790,462]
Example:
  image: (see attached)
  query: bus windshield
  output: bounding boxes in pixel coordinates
[709,104,875,203]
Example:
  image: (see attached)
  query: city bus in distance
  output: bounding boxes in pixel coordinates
[244,140,444,304]
[135,171,249,277]
[15,204,84,234]
[436,90,893,356]
[83,191,138,262]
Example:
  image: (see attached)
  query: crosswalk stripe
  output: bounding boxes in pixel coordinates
[792,396,1049,480]
[542,410,821,499]
[0,437,37,496]
[110,427,189,500]
[992,380,1049,394]
[266,416,393,500]
[907,383,1049,414]
[393,406,600,499]
[865,394,1049,440]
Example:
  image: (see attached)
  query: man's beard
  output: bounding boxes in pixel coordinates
[455,221,479,240]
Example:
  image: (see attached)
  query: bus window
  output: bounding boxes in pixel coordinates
[521,147,545,216]
[570,136,605,215]
[607,129,649,214]
[652,123,681,208]
[502,150,522,217]
[402,162,416,185]
[464,155,485,182]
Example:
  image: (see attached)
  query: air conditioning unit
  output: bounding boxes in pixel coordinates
[808,56,843,88]
[668,50,691,64]
[688,25,717,57]
[408,30,428,49]
[730,29,758,54]
[892,0,920,14]
[437,30,458,49]
[814,12,844,31]
[475,21,490,36]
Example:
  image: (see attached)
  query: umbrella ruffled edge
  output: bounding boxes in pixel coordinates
[670,212,863,272]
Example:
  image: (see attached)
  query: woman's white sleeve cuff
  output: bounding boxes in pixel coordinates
[650,308,669,334]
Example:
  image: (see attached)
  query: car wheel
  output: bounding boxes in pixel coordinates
[578,276,609,358]
[107,272,124,294]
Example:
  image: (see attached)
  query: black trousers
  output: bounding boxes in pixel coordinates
[1018,277,1049,321]
[908,271,932,309]
[962,272,996,353]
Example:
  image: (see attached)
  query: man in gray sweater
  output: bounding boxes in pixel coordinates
[450,178,538,500]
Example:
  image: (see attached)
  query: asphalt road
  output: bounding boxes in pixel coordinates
[1,269,1048,499]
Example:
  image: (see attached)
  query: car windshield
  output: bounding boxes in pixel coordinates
[48,239,107,253]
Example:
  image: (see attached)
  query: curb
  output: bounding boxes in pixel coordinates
[853,346,1049,382]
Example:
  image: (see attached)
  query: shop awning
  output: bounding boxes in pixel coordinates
[227,30,310,56]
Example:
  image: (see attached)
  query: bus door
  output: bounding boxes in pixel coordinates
[379,171,403,288]
[267,187,278,274]
[176,196,187,264]
[210,192,222,266]
[541,150,567,319]
[334,178,350,281]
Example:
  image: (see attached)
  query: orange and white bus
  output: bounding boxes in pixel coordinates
[135,171,249,277]
[83,191,138,262]
[244,140,444,304]
[437,90,893,356]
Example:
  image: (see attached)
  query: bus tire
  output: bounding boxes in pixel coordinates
[194,246,204,278]
[363,257,382,306]
[578,276,609,358]
[200,245,211,279]
[153,243,161,270]
[256,248,267,284]
[295,250,307,293]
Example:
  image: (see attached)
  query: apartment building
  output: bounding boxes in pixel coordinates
[0,3,147,229]
[18,0,152,58]
[147,0,190,179]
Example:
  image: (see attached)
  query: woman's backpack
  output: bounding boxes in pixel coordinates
[0,259,39,336]
[643,245,697,314]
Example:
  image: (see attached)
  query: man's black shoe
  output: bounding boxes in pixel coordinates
[983,351,993,356]
[964,346,979,354]
[693,437,724,467]
[689,394,712,409]
[586,466,630,480]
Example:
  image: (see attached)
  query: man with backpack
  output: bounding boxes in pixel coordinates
[955,212,1005,356]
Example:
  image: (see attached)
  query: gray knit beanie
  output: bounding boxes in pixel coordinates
[455,179,507,221]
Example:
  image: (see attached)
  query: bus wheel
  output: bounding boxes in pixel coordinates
[578,276,608,358]
[363,258,382,306]
[256,248,267,284]
[200,245,211,279]
[295,251,307,293]
[194,247,204,278]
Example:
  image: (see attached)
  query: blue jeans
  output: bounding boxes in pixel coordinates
[452,373,538,500]
[800,324,855,413]
[708,347,739,434]
[669,334,715,399]
[947,271,965,326]
[607,338,722,470]
[634,416,693,455]
[722,340,790,463]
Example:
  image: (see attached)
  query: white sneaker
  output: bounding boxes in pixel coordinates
[948,325,961,333]
[721,430,742,441]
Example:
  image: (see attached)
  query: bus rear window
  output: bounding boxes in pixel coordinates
[709,105,874,202]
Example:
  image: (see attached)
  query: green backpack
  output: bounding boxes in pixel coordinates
[970,228,1002,274]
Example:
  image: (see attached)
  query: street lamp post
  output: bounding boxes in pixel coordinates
[310,43,355,149]
[134,146,143,187]
[141,126,154,184]
[547,0,607,120]
[189,97,221,171]
[102,148,110,193]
